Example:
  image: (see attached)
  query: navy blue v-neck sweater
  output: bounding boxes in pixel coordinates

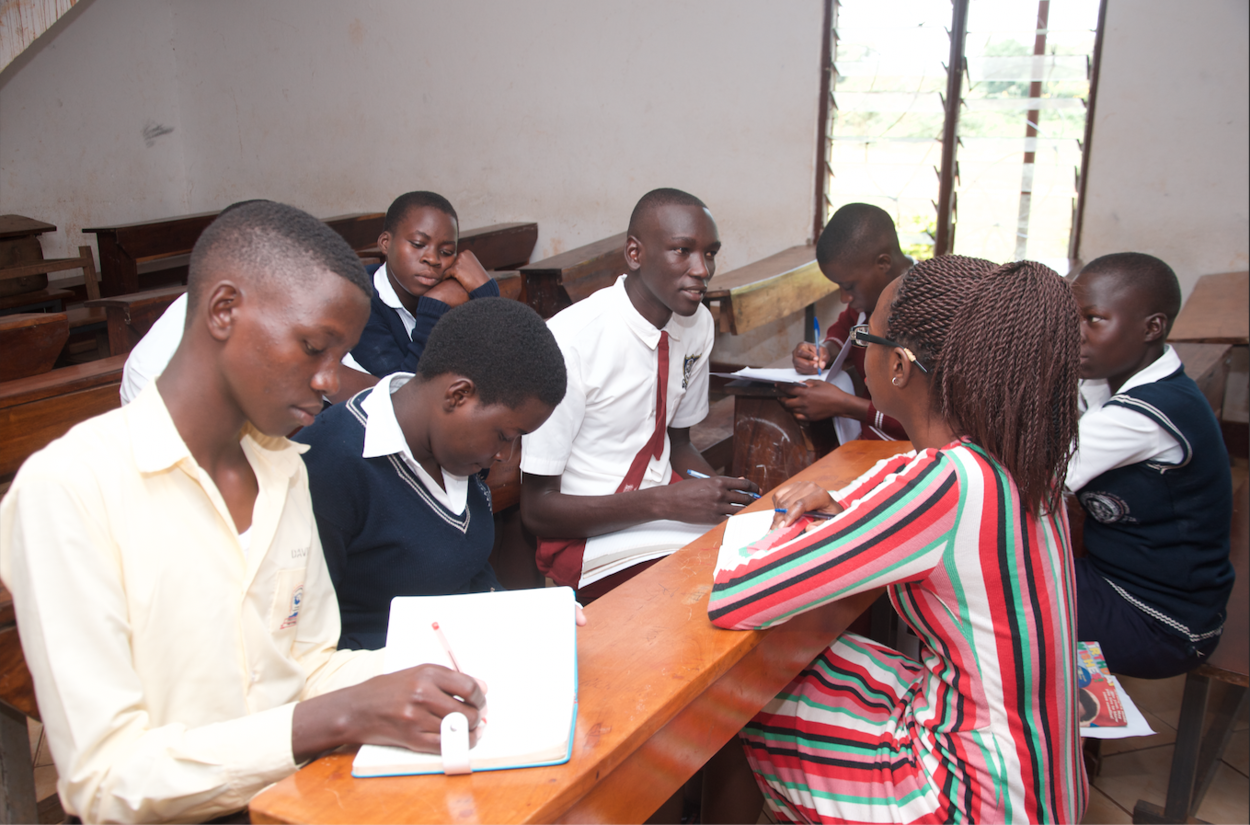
[294,389,501,650]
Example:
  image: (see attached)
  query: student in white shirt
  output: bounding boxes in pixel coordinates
[520,189,758,601]
[1,202,491,823]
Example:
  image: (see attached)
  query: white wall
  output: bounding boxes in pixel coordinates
[0,0,189,259]
[1079,0,1249,299]
[0,0,824,278]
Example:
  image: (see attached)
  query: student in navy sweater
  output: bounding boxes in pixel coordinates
[296,298,567,650]
[347,190,501,378]
[1067,253,1234,678]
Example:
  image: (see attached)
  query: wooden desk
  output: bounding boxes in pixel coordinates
[85,211,220,296]
[249,440,909,824]
[0,355,126,479]
[704,245,836,335]
[1169,271,1249,345]
[724,379,837,492]
[83,285,186,356]
[519,233,627,318]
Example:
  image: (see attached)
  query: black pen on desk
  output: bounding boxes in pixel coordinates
[685,469,761,500]
[773,508,838,520]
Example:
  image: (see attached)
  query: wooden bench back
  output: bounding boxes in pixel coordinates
[0,314,69,382]
[519,232,627,318]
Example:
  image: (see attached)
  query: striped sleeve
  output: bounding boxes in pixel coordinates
[709,449,960,630]
[830,450,918,504]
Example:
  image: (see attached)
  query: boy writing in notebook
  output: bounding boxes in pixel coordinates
[780,202,909,440]
[520,188,758,601]
[1067,252,1233,678]
[296,298,568,650]
[0,203,491,823]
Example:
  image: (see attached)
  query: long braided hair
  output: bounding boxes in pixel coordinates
[887,257,1081,514]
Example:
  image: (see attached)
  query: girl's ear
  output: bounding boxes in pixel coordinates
[890,347,917,389]
[443,377,477,412]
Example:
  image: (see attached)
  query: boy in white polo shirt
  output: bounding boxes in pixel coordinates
[0,202,490,822]
[520,189,758,600]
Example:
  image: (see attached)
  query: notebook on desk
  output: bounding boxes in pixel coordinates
[351,587,579,777]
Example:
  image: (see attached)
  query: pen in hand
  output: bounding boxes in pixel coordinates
[813,317,822,379]
[432,622,462,672]
[773,508,837,519]
[686,469,761,500]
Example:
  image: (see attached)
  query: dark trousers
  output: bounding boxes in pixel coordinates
[1075,557,1220,679]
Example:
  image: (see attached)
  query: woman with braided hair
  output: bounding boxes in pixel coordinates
[707,256,1086,823]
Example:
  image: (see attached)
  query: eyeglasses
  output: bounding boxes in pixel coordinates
[850,324,929,374]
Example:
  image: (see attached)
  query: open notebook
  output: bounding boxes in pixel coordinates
[351,587,579,777]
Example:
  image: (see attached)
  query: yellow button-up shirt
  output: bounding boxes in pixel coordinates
[0,383,383,823]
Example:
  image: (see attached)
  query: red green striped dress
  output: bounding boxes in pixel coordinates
[709,441,1086,823]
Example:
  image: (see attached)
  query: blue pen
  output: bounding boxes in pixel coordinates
[686,469,761,500]
[813,316,822,378]
[774,508,837,520]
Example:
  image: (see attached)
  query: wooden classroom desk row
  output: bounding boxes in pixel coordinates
[248,439,911,825]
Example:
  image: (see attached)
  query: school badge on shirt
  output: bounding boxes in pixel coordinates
[683,354,699,389]
[279,585,304,629]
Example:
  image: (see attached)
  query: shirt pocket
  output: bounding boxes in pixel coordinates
[268,566,307,634]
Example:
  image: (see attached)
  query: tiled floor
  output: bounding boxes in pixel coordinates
[1082,674,1250,824]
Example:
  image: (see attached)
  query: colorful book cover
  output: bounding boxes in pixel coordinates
[1077,641,1127,728]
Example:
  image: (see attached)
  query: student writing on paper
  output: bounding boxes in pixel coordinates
[520,189,759,601]
[707,256,1087,823]
[1066,253,1233,678]
[295,298,567,650]
[0,203,488,823]
[780,203,910,440]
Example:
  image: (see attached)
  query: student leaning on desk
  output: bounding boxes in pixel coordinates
[707,255,1088,824]
[0,203,565,824]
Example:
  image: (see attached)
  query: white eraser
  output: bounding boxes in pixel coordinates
[440,711,472,775]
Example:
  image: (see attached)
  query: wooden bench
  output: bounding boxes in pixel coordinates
[86,212,538,298]
[84,211,219,296]
[518,232,627,318]
[1169,271,1249,457]
[704,245,836,335]
[0,355,126,480]
[83,285,186,356]
[0,314,70,382]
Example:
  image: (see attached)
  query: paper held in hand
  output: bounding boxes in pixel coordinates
[351,587,579,777]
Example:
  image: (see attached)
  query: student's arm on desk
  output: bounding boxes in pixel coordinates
[520,427,758,538]
[708,450,956,630]
[404,252,501,372]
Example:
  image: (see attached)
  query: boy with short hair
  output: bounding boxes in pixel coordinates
[781,203,909,440]
[296,298,567,650]
[1068,252,1234,678]
[0,202,490,822]
[348,190,499,377]
[519,188,758,601]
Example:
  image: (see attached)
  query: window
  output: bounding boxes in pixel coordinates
[817,0,1104,267]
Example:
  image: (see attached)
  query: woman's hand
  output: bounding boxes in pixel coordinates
[770,481,843,528]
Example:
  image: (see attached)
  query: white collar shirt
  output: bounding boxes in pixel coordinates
[374,263,417,337]
[521,274,714,492]
[0,382,383,822]
[361,372,469,514]
[1066,345,1186,492]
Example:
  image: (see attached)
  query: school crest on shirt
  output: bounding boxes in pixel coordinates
[279,585,304,629]
[1079,490,1135,524]
[683,354,700,389]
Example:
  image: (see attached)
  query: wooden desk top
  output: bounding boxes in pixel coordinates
[249,440,910,825]
[1169,271,1249,344]
[704,245,837,335]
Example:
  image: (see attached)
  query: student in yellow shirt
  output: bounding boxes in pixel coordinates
[0,202,491,823]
